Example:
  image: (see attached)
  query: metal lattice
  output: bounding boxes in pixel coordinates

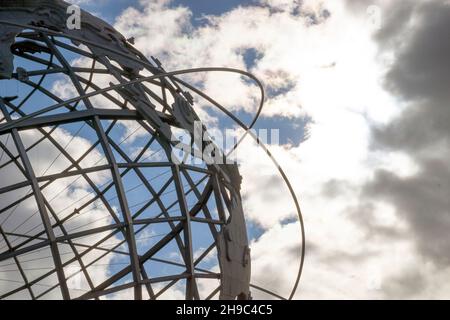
[0,0,305,300]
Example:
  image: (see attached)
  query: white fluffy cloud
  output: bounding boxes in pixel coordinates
[109,0,450,299]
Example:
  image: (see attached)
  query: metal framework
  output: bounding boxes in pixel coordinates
[0,0,305,300]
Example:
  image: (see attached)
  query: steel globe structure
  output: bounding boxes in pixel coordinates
[0,0,305,300]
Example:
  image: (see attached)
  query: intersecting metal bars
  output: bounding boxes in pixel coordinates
[0,31,230,302]
[42,35,144,299]
[0,100,70,299]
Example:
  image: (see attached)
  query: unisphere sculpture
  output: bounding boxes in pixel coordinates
[0,0,305,300]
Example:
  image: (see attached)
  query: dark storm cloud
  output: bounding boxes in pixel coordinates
[381,268,427,298]
[382,1,450,103]
[371,0,450,151]
[373,1,416,49]
[364,0,450,269]
[365,160,450,265]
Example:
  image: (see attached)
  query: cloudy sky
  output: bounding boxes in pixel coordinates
[2,0,449,299]
[84,0,450,299]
